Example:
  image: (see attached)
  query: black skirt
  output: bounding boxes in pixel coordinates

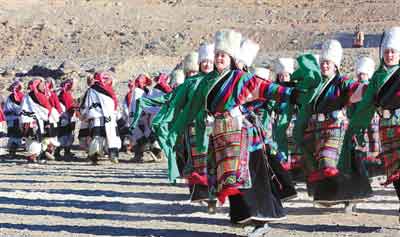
[313,155,373,203]
[189,184,209,202]
[229,149,287,224]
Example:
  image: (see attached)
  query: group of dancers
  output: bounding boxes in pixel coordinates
[1,26,400,236]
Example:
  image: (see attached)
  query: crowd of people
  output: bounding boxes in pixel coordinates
[1,26,400,236]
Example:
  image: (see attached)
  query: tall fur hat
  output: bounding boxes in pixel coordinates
[275,58,295,74]
[214,29,242,58]
[380,27,400,58]
[320,39,343,67]
[198,43,215,63]
[355,56,375,78]
[170,69,185,86]
[183,51,199,73]
[236,39,260,66]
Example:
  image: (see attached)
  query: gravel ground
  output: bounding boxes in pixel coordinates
[0,151,398,237]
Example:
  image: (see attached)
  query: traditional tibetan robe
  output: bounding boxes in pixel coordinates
[80,82,121,158]
[344,63,400,185]
[4,92,24,150]
[346,80,382,177]
[21,89,60,157]
[119,87,134,144]
[154,68,295,223]
[0,106,7,155]
[132,72,213,202]
[292,54,372,203]
[58,84,77,149]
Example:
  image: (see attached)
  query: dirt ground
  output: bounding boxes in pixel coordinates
[1,1,400,236]
[0,151,398,237]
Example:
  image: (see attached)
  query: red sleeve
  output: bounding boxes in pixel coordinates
[51,92,63,114]
[158,81,173,93]
[59,91,75,113]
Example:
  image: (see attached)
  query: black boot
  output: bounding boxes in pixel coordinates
[109,149,119,164]
[37,152,48,164]
[89,154,98,165]
[55,147,62,161]
[133,139,145,163]
[8,143,17,159]
[64,147,77,162]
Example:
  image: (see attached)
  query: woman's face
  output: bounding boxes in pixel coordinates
[200,59,214,74]
[215,51,231,73]
[320,60,337,77]
[38,81,46,93]
[87,76,94,86]
[357,72,369,82]
[277,72,290,83]
[383,48,400,67]
[105,79,113,86]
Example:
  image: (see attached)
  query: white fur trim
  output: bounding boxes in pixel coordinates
[198,43,215,63]
[253,67,270,80]
[183,51,199,73]
[237,39,260,66]
[355,56,375,78]
[214,29,242,58]
[275,58,295,74]
[320,39,343,67]
[380,27,400,58]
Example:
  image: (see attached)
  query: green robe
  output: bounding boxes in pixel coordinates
[131,71,216,183]
[340,63,400,174]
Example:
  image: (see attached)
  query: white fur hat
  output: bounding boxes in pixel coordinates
[275,58,295,74]
[183,51,199,73]
[312,54,320,65]
[214,29,242,58]
[380,27,400,58]
[198,43,215,63]
[320,39,343,67]
[355,56,375,78]
[253,67,270,80]
[171,69,185,86]
[237,39,260,66]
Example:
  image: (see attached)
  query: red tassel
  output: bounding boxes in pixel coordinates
[307,171,323,183]
[281,162,291,171]
[186,172,208,186]
[323,167,339,177]
[307,168,339,183]
[381,171,400,186]
[217,188,242,205]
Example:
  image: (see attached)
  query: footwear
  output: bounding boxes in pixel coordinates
[63,148,78,162]
[151,147,164,161]
[44,151,56,161]
[132,147,144,163]
[109,150,119,164]
[26,155,37,163]
[207,200,217,214]
[89,155,98,165]
[54,147,62,160]
[248,224,271,237]
[110,157,119,164]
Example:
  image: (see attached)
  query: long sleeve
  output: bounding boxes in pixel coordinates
[130,93,171,130]
[210,70,294,113]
